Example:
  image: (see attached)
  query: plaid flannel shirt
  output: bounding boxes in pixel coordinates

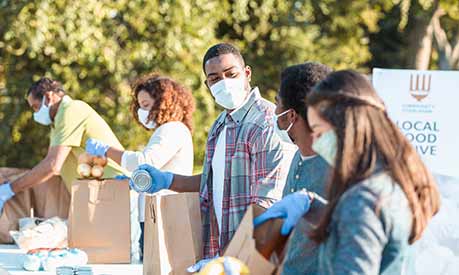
[200,88,295,258]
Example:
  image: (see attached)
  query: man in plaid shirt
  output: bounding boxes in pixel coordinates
[131,43,295,269]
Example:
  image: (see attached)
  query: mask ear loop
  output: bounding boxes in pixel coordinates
[284,110,296,132]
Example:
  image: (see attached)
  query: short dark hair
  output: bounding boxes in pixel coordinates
[279,62,332,120]
[27,77,65,100]
[202,43,245,73]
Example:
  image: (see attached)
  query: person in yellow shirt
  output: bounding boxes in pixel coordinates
[0,77,126,242]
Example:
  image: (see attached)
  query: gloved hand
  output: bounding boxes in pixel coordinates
[223,257,240,275]
[186,257,216,273]
[253,191,311,235]
[115,175,130,180]
[85,138,110,157]
[130,164,173,194]
[0,182,15,214]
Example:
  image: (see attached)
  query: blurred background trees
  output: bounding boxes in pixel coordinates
[1,0,458,171]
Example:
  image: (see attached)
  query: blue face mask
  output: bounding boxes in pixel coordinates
[312,130,337,166]
[33,97,52,126]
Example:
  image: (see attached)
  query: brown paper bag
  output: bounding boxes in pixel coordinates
[0,168,70,244]
[252,205,288,261]
[224,205,276,275]
[143,192,202,275]
[68,179,130,264]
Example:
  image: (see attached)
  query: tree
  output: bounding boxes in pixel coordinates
[0,0,220,168]
[215,0,382,98]
[1,0,457,170]
[369,0,459,70]
[431,2,459,69]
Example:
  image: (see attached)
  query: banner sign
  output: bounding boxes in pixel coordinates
[372,68,459,178]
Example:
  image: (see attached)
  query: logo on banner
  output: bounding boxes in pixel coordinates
[409,74,431,101]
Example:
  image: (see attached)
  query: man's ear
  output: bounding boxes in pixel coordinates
[245,65,252,82]
[290,109,299,123]
[43,91,53,106]
[46,91,62,106]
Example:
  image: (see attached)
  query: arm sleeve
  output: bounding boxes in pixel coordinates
[249,125,288,208]
[121,123,183,172]
[331,188,388,275]
[50,106,87,147]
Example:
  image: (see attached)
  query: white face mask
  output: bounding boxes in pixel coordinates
[209,78,247,110]
[273,109,294,144]
[137,108,156,129]
[312,130,338,166]
[33,97,52,126]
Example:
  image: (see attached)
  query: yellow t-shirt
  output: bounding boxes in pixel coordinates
[50,96,127,191]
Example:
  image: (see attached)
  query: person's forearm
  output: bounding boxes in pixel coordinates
[106,147,124,165]
[169,174,201,192]
[11,159,56,193]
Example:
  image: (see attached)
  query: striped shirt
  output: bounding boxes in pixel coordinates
[199,88,295,257]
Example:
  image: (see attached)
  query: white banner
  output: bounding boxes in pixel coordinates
[372,68,459,178]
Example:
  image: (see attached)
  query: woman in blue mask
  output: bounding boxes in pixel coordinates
[85,73,195,259]
[255,70,440,274]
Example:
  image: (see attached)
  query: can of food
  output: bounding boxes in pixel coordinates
[131,169,152,192]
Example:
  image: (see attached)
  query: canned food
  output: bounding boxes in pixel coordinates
[131,169,152,192]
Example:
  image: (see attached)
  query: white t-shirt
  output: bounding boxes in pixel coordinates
[212,126,226,238]
[121,121,194,222]
[299,154,317,161]
[211,92,253,243]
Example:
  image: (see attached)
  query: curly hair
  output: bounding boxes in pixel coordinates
[279,62,332,121]
[130,73,195,132]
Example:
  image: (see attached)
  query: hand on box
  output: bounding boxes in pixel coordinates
[130,164,173,193]
[253,191,312,236]
[188,256,249,274]
[187,257,215,273]
[223,257,241,275]
[85,138,110,157]
[0,182,14,213]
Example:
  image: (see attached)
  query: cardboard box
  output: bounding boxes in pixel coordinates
[143,192,202,275]
[68,179,131,264]
[224,205,278,275]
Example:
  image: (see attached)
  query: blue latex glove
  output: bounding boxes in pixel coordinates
[223,257,240,275]
[85,138,110,157]
[186,257,216,273]
[0,182,15,214]
[130,164,173,194]
[115,175,130,180]
[115,175,132,189]
[253,191,311,235]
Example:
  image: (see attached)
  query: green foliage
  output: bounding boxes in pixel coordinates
[369,0,459,69]
[1,0,457,169]
[1,0,220,167]
[216,0,378,97]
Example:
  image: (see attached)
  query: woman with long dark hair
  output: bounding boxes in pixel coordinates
[255,70,440,274]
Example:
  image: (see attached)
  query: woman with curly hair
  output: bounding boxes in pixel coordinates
[85,73,195,257]
[255,70,440,274]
